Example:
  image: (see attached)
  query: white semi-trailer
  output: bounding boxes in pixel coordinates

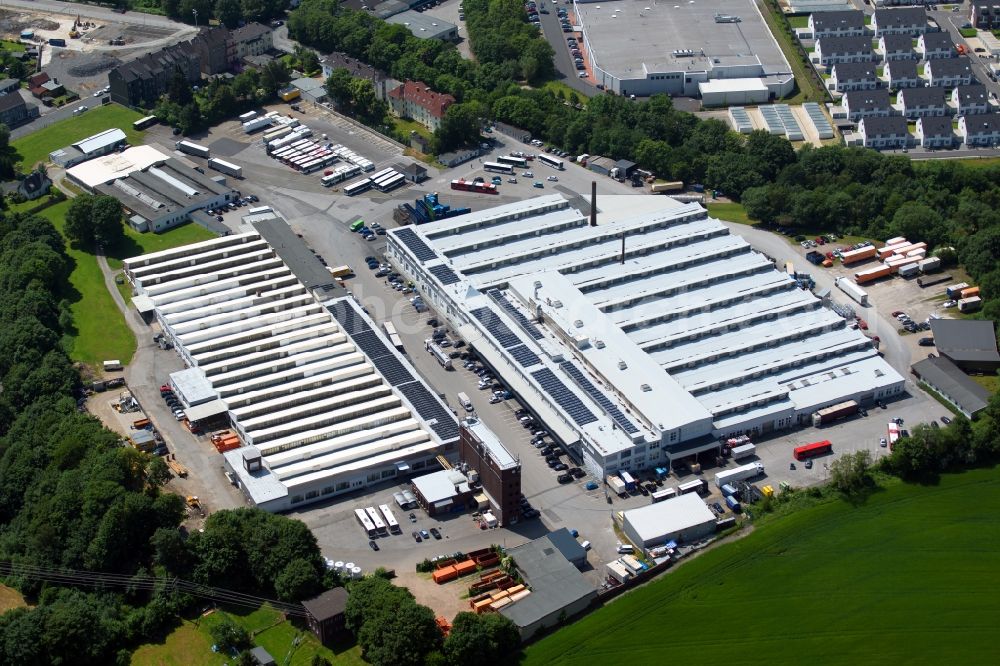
[715,462,764,488]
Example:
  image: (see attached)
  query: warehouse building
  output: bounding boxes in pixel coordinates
[386,194,905,480]
[576,0,794,100]
[910,356,991,419]
[501,532,597,639]
[385,11,458,41]
[123,221,459,513]
[929,319,1000,372]
[619,493,717,550]
[49,128,129,168]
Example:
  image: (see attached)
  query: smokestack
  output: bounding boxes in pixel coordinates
[620,232,625,264]
[590,181,597,227]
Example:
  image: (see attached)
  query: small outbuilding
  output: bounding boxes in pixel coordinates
[302,587,349,645]
[248,646,276,666]
[621,492,716,550]
[411,469,474,516]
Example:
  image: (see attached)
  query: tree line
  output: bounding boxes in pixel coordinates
[0,209,330,664]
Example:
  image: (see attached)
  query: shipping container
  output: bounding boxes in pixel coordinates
[960,286,980,299]
[175,140,210,158]
[720,483,739,497]
[958,296,982,313]
[855,265,892,284]
[207,157,242,178]
[650,487,677,503]
[238,111,258,122]
[946,282,970,299]
[812,400,858,427]
[649,180,684,193]
[725,495,742,512]
[678,478,706,495]
[835,277,869,306]
[433,566,458,584]
[884,236,907,247]
[898,263,919,278]
[917,273,951,288]
[715,462,764,488]
[731,443,756,460]
[242,116,273,134]
[608,475,628,497]
[841,246,877,265]
[103,359,123,371]
[918,257,941,273]
[793,440,832,460]
[620,471,637,491]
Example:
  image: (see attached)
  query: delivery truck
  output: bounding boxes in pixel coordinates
[458,392,473,412]
[608,475,628,497]
[207,158,242,179]
[730,443,756,460]
[175,140,210,158]
[715,462,764,488]
[812,400,858,427]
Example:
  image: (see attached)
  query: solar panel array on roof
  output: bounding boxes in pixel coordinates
[488,289,544,341]
[803,102,835,139]
[508,344,541,368]
[729,107,754,134]
[560,362,640,434]
[395,227,437,262]
[775,105,804,141]
[398,382,459,442]
[328,300,371,335]
[531,368,598,427]
[352,330,415,384]
[760,106,784,135]
[469,306,521,348]
[429,264,460,285]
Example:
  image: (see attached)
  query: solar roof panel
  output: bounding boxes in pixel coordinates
[560,362,639,434]
[352,330,415,385]
[531,368,597,427]
[395,227,437,262]
[508,344,541,368]
[488,289,544,340]
[397,382,459,442]
[328,301,372,335]
[429,264,460,285]
[469,306,521,349]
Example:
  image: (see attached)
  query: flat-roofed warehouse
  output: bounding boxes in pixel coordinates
[386,194,905,480]
[620,492,717,549]
[575,0,794,100]
[124,226,459,513]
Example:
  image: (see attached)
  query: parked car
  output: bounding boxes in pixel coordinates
[429,528,442,540]
[412,531,422,542]
[419,529,430,539]
[369,540,379,551]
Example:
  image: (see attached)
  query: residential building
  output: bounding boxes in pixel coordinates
[815,35,876,68]
[871,7,928,36]
[910,356,990,418]
[808,10,867,39]
[830,62,879,91]
[917,31,955,60]
[929,319,1000,372]
[458,418,520,527]
[914,115,955,149]
[859,115,910,148]
[387,79,455,131]
[49,128,129,168]
[0,90,37,129]
[951,84,990,115]
[885,59,920,89]
[14,170,51,200]
[878,34,916,61]
[843,89,893,121]
[385,10,458,40]
[958,112,1000,146]
[970,0,1000,30]
[0,78,19,94]
[191,26,230,75]
[108,44,201,108]
[898,86,947,118]
[302,588,349,645]
[925,57,975,88]
[231,23,273,60]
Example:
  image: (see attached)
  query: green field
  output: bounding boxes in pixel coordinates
[131,604,362,666]
[707,202,752,225]
[38,201,137,368]
[525,467,1000,664]
[12,105,146,169]
[105,222,217,271]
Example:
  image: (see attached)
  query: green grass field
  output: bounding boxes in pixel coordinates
[12,105,146,169]
[525,467,1000,664]
[37,201,137,368]
[131,604,362,666]
[707,202,752,225]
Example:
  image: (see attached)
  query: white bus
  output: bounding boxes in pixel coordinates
[365,507,388,536]
[300,158,324,174]
[344,178,373,196]
[651,488,677,503]
[379,504,401,534]
[376,173,406,192]
[355,508,377,538]
[678,479,706,495]
[133,115,158,131]
[497,155,528,169]
[483,161,514,175]
[369,167,396,183]
[538,154,564,170]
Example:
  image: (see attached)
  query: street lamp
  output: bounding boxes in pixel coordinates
[192,9,198,27]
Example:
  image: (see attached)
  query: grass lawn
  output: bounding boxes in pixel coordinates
[12,105,146,169]
[525,467,1000,665]
[543,80,589,101]
[105,222,218,271]
[392,116,433,142]
[131,604,363,666]
[1,39,25,51]
[0,584,28,614]
[707,202,752,225]
[37,201,136,368]
[758,2,826,104]
[787,16,809,29]
[970,374,999,395]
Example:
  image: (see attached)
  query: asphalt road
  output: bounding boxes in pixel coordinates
[535,1,594,97]
[930,7,1000,93]
[1,0,184,28]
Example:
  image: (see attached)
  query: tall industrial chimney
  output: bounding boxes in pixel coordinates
[589,181,597,227]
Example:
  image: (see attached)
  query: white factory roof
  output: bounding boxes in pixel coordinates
[73,128,128,154]
[412,469,471,505]
[65,145,169,190]
[125,226,457,510]
[622,493,716,543]
[389,194,905,456]
[699,78,770,94]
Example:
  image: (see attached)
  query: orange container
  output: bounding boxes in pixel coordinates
[454,560,477,577]
[433,566,457,584]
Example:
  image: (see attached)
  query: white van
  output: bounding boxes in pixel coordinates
[616,543,634,554]
[580,540,591,551]
[457,392,473,412]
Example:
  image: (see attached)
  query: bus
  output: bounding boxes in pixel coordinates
[887,422,900,451]
[344,178,373,197]
[497,155,528,169]
[369,167,396,183]
[376,173,406,193]
[483,161,514,175]
[678,479,706,495]
[365,506,388,536]
[379,504,402,534]
[355,508,377,538]
[133,115,158,131]
[651,488,677,503]
[538,154,564,170]
[451,179,498,194]
[383,321,405,351]
[793,440,832,460]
